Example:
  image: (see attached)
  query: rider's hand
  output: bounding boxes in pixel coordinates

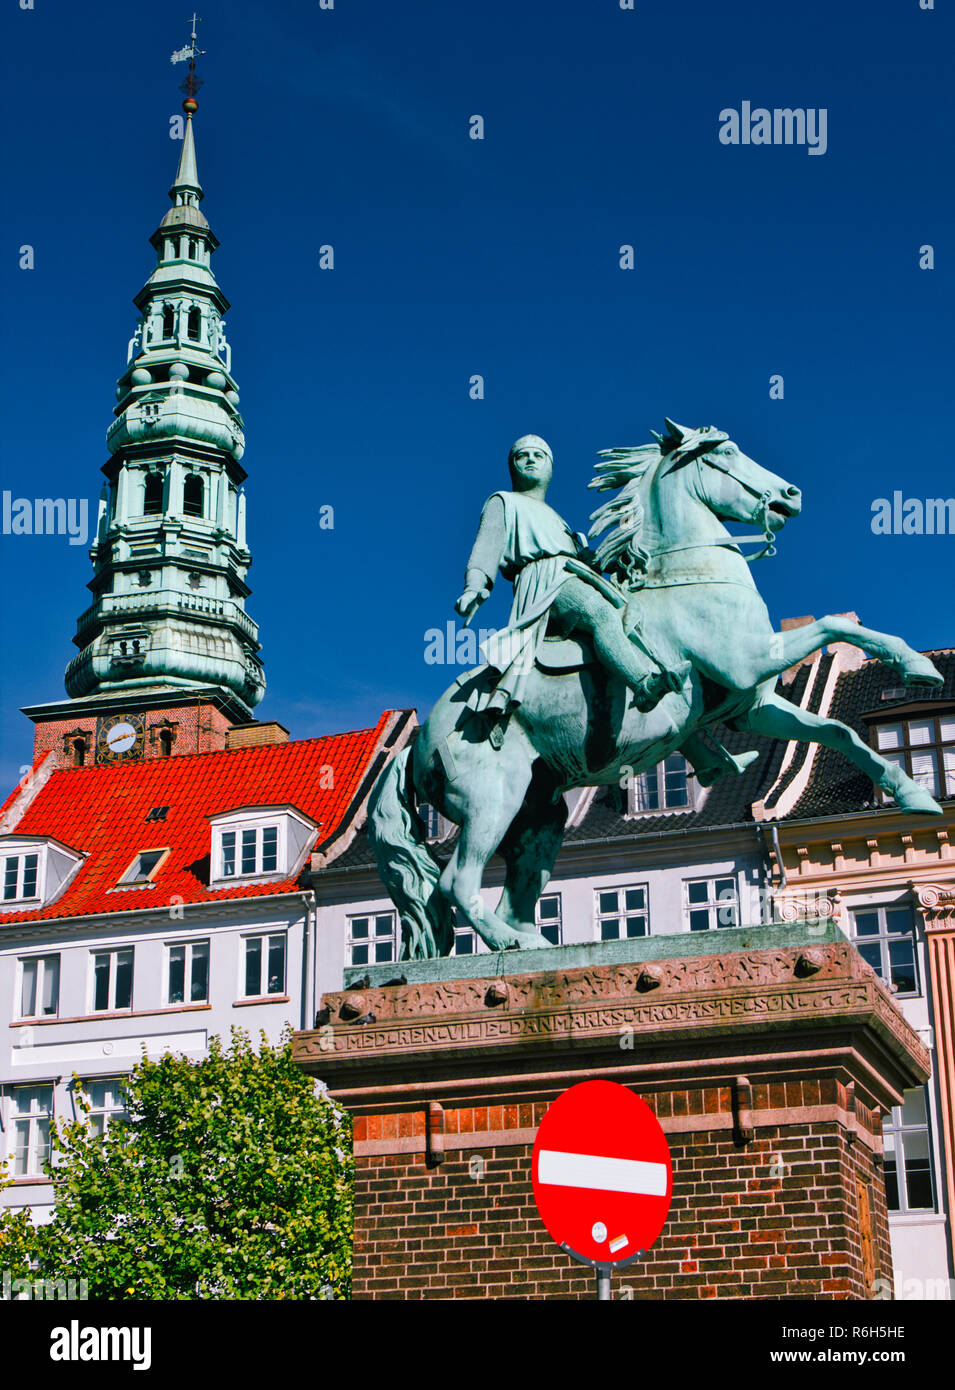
[455,589,487,625]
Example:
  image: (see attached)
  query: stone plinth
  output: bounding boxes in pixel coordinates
[293,927,930,1300]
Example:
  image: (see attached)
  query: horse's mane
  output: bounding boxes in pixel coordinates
[587,421,729,580]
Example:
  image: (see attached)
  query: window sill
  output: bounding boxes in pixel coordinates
[10,1003,212,1027]
[7,1176,52,1187]
[233,994,290,1007]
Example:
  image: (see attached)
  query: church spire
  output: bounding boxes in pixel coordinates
[62,25,265,716]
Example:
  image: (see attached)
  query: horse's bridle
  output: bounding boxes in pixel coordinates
[631,448,779,589]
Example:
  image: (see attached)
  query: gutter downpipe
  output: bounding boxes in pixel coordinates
[301,890,317,1031]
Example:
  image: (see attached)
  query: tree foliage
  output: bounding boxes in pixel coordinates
[1,1027,352,1299]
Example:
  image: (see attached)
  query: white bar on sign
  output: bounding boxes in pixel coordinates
[537,1149,668,1196]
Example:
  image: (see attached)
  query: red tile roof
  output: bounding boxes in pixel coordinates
[0,713,399,923]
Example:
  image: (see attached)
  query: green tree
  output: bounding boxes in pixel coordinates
[27,1027,352,1299]
[0,1161,42,1293]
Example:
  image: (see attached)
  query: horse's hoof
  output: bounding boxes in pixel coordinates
[893,784,943,815]
[900,656,944,688]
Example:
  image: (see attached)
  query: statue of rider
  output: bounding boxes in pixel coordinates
[455,434,683,747]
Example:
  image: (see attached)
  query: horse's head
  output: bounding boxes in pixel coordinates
[671,421,801,535]
[588,419,801,581]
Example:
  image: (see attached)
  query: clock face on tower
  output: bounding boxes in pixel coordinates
[95,713,146,764]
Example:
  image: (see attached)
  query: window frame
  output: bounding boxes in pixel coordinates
[118,846,170,886]
[164,937,210,1006]
[883,1085,937,1216]
[347,912,398,967]
[10,1084,53,1179]
[626,753,696,816]
[239,931,287,1000]
[2,849,42,904]
[208,807,317,886]
[536,892,562,946]
[683,875,741,932]
[872,711,955,802]
[595,884,650,942]
[82,1077,129,1139]
[849,903,920,998]
[16,953,60,1020]
[88,946,134,1014]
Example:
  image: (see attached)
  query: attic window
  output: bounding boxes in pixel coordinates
[875,716,955,801]
[3,853,39,902]
[146,806,169,822]
[119,848,168,885]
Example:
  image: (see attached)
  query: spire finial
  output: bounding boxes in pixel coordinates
[171,14,205,115]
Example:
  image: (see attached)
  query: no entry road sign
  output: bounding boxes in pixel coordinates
[532,1080,673,1271]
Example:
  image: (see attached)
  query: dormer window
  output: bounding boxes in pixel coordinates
[627,754,696,815]
[0,836,83,913]
[4,852,38,902]
[221,826,278,878]
[875,715,955,801]
[208,806,319,886]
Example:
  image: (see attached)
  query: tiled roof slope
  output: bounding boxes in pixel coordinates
[783,650,955,820]
[0,712,400,922]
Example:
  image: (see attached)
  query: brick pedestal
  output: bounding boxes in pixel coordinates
[294,931,930,1300]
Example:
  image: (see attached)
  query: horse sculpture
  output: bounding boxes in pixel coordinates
[368,421,943,958]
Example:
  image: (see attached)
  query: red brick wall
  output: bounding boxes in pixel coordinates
[351,1084,890,1300]
[31,701,234,768]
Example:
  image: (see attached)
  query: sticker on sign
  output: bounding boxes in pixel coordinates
[532,1080,673,1267]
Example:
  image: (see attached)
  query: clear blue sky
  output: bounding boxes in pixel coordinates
[1,0,951,788]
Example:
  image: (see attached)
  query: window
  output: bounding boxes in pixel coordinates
[166,940,209,1005]
[220,825,279,879]
[71,737,86,767]
[186,306,201,340]
[452,908,479,955]
[18,955,59,1019]
[162,304,175,338]
[347,913,397,967]
[850,905,918,995]
[143,473,163,514]
[11,1086,52,1178]
[118,848,167,885]
[3,852,39,902]
[629,754,692,814]
[183,474,204,518]
[883,1087,936,1214]
[537,893,562,946]
[159,730,173,757]
[685,876,739,932]
[875,715,955,800]
[84,1078,128,1138]
[90,947,133,1013]
[596,885,648,941]
[418,802,445,840]
[187,238,198,259]
[242,934,286,997]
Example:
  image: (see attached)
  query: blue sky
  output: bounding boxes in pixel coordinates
[0,0,951,787]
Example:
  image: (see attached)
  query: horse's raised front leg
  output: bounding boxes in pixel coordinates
[739,693,943,815]
[752,616,942,690]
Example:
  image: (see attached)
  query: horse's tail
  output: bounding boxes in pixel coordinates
[366,746,455,960]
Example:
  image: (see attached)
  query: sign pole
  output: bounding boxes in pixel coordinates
[560,1243,645,1301]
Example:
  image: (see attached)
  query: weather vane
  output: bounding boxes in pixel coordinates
[170,14,205,113]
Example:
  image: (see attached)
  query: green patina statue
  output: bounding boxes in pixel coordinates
[369,421,944,958]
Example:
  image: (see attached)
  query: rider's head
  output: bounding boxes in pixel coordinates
[508,434,553,493]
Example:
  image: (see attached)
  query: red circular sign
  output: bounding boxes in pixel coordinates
[532,1080,672,1264]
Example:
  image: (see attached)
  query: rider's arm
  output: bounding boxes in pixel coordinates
[455,495,506,621]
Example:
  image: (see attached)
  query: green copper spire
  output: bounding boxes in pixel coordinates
[65,49,265,714]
